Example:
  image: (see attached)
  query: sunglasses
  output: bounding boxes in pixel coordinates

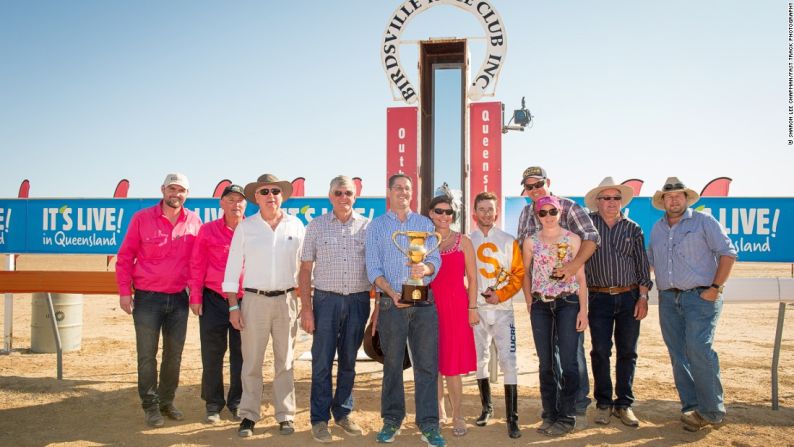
[333,190,354,197]
[597,196,622,201]
[257,188,281,196]
[523,180,546,191]
[432,208,454,216]
[536,208,559,218]
[663,182,685,191]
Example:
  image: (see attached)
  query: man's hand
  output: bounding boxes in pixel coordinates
[409,261,431,280]
[120,295,133,314]
[230,309,245,330]
[634,298,648,320]
[552,261,579,281]
[391,291,411,308]
[299,307,315,334]
[700,287,719,302]
[190,303,202,316]
[482,289,499,305]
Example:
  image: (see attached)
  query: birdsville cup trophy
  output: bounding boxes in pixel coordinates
[548,242,569,281]
[391,230,442,305]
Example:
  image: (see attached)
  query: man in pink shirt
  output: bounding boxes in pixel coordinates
[116,173,202,428]
[189,184,246,424]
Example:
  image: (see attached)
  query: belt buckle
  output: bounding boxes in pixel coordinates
[608,286,618,295]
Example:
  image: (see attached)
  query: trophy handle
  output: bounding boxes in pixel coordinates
[391,231,411,258]
[424,232,443,256]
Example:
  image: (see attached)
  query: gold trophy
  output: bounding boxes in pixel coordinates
[481,267,514,298]
[391,230,442,305]
[549,242,569,280]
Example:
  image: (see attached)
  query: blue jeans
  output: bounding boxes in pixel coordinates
[659,288,725,423]
[132,290,189,410]
[310,290,371,424]
[531,294,581,425]
[377,295,439,431]
[588,290,640,409]
[199,289,242,414]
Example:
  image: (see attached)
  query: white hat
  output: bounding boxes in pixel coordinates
[162,172,190,190]
[651,177,700,210]
[584,177,634,210]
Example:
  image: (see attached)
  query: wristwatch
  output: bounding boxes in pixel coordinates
[710,283,725,294]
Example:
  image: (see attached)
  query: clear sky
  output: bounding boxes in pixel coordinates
[0,1,790,198]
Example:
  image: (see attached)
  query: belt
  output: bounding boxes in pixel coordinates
[531,292,570,302]
[589,284,638,295]
[315,289,370,297]
[663,286,707,294]
[244,287,295,297]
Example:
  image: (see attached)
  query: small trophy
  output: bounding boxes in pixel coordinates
[481,267,513,298]
[549,242,569,280]
[391,230,442,305]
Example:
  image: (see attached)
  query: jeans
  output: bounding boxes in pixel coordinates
[310,290,371,424]
[133,289,189,410]
[588,290,640,409]
[658,288,725,423]
[531,294,581,425]
[377,295,439,431]
[199,289,242,414]
[552,323,591,415]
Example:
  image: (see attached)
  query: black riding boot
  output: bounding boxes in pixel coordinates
[475,378,493,426]
[505,384,521,438]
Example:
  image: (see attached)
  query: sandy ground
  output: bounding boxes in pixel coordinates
[1,256,793,446]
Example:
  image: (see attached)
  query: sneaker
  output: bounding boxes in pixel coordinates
[420,428,447,447]
[594,406,611,425]
[336,417,364,436]
[312,422,333,443]
[536,419,554,433]
[614,407,639,427]
[160,405,184,421]
[681,411,723,432]
[279,420,295,435]
[205,412,221,424]
[542,421,574,437]
[230,408,242,421]
[144,408,164,428]
[375,423,401,443]
[238,418,255,437]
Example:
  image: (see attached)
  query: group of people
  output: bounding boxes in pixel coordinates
[115,166,737,445]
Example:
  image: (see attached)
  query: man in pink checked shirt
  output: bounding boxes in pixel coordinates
[116,172,202,428]
[188,184,246,424]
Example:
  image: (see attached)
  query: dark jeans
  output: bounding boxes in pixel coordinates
[531,294,580,425]
[133,289,189,411]
[199,289,242,414]
[588,290,640,409]
[377,295,439,432]
[310,290,371,424]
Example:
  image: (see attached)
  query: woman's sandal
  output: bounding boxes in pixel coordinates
[452,417,467,437]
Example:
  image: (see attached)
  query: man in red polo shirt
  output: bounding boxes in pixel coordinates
[116,172,202,427]
[189,184,246,424]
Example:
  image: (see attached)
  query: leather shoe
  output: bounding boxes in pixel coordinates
[144,408,164,427]
[613,407,639,427]
[594,406,611,425]
[160,405,184,421]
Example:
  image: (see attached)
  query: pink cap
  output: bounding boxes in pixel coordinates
[535,195,561,210]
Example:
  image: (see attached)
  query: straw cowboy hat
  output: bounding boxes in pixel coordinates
[651,177,700,210]
[243,173,293,204]
[362,321,411,370]
[584,177,634,210]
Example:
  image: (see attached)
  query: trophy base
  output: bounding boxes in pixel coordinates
[399,284,430,305]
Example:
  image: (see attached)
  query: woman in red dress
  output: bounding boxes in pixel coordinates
[426,194,480,437]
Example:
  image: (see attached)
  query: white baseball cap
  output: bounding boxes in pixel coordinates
[162,172,190,189]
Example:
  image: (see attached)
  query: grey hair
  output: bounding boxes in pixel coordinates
[329,175,356,194]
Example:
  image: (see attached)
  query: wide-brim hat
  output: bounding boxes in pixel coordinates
[584,177,634,210]
[362,321,412,370]
[651,177,700,210]
[243,174,293,204]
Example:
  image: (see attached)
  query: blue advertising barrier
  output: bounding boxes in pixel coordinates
[1,196,792,262]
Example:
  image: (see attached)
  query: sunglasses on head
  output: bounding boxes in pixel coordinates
[432,208,454,216]
[663,182,685,191]
[597,196,622,201]
[523,179,546,191]
[258,188,281,196]
[333,190,354,197]
[536,208,559,218]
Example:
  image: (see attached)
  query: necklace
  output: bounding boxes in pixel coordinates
[440,231,454,243]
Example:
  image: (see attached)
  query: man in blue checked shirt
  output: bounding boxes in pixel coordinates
[366,174,446,447]
[647,177,736,433]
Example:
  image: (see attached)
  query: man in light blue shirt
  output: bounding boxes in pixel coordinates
[647,177,736,432]
[366,174,445,447]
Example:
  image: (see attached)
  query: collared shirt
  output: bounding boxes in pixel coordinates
[188,218,244,304]
[301,211,371,295]
[223,212,305,293]
[365,210,441,294]
[585,212,653,290]
[516,195,601,246]
[116,202,202,296]
[469,227,524,311]
[648,208,737,291]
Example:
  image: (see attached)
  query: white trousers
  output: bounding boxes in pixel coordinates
[474,309,518,384]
